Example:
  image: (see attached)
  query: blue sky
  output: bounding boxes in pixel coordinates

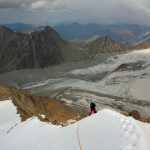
[0,0,150,26]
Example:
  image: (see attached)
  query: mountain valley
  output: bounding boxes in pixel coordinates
[1,25,150,73]
[1,23,150,150]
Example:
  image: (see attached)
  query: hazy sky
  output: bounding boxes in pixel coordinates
[0,0,150,25]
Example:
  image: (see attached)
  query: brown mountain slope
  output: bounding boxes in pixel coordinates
[77,36,130,59]
[0,86,83,125]
[133,41,150,49]
[100,36,130,53]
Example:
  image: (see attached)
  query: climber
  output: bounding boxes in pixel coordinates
[89,100,97,116]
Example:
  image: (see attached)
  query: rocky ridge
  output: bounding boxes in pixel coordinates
[121,110,150,123]
[77,36,130,59]
[0,86,83,125]
[133,41,150,50]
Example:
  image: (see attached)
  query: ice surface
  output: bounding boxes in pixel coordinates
[21,48,150,102]
[69,48,150,75]
[131,79,150,101]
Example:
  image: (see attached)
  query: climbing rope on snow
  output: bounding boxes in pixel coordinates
[77,121,83,150]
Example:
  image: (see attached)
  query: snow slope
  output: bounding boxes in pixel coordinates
[0,102,150,150]
[0,100,21,135]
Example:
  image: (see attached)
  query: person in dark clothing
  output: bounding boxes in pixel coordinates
[89,100,97,116]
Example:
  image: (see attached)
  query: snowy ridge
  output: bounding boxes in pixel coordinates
[0,108,150,150]
[78,109,150,150]
[101,110,150,150]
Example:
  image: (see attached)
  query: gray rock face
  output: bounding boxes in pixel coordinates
[0,26,84,72]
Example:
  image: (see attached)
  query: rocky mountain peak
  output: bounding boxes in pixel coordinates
[0,26,84,72]
[77,35,130,59]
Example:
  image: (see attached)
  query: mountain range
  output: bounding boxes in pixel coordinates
[1,25,150,73]
[1,22,150,45]
[54,23,150,46]
[0,23,34,31]
[0,22,51,31]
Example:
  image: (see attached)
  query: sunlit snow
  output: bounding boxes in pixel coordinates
[0,108,150,150]
[0,100,21,135]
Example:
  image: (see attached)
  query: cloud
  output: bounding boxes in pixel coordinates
[50,1,68,12]
[64,0,150,25]
[31,1,46,10]
[0,0,23,9]
[0,0,68,12]
[0,0,35,10]
[0,0,150,25]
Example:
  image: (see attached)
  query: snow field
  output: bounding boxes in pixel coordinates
[104,109,150,150]
[77,109,150,150]
[20,48,150,102]
[69,48,150,75]
[0,100,150,150]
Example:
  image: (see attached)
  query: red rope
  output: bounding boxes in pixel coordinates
[77,122,83,150]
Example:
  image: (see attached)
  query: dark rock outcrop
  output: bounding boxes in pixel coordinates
[121,110,150,123]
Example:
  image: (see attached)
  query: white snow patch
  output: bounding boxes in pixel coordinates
[143,32,150,36]
[39,114,45,119]
[67,119,77,124]
[22,79,56,90]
